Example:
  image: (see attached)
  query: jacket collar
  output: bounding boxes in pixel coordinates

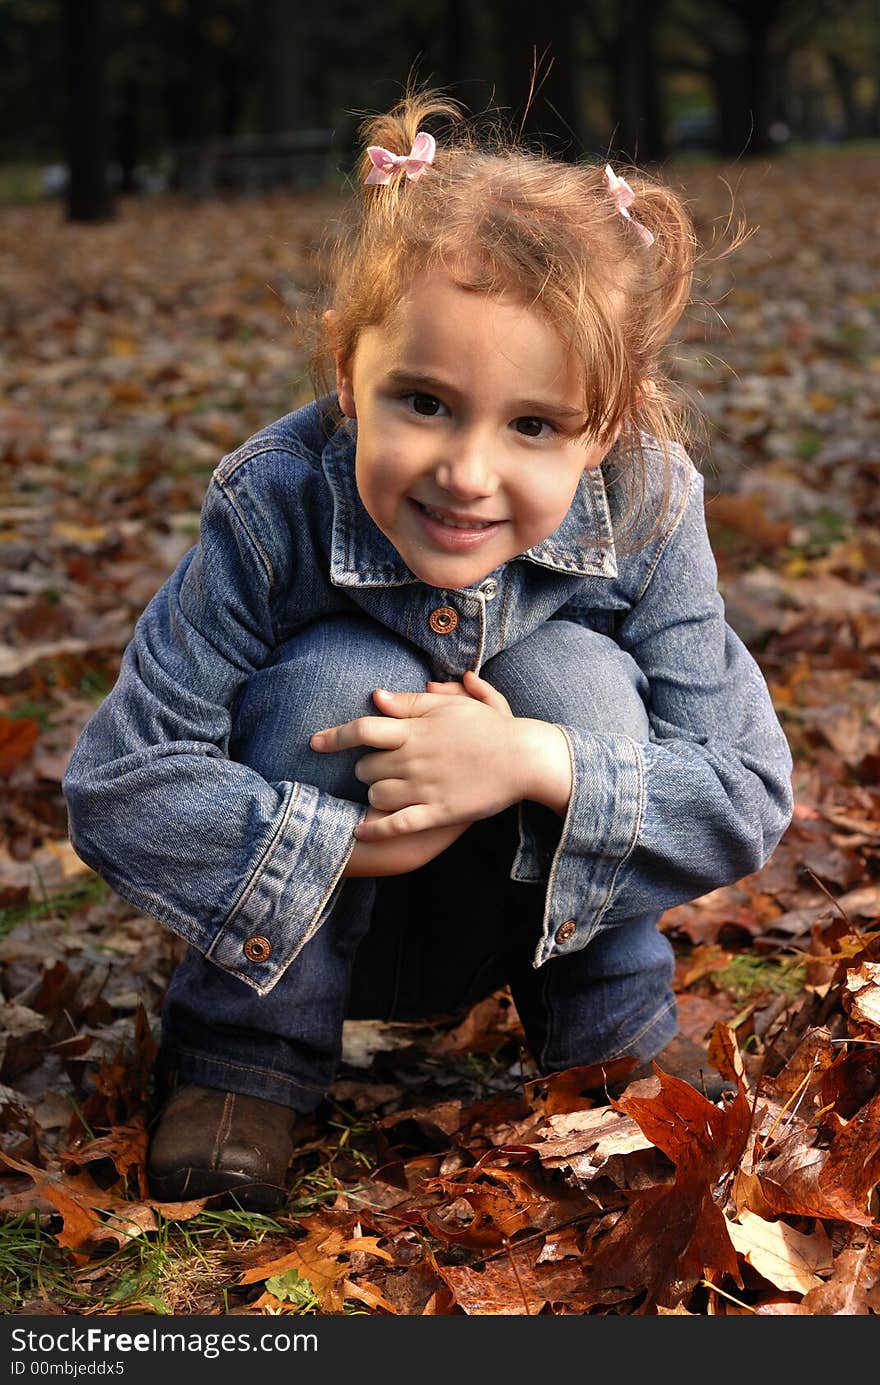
[321,422,617,590]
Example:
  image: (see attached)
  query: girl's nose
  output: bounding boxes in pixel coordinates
[435,434,498,500]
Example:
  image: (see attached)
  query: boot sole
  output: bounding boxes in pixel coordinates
[149,1167,287,1214]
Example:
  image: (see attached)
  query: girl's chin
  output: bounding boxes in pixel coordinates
[407,554,498,589]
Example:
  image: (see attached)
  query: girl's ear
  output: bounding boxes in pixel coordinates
[584,420,622,471]
[335,353,356,419]
[324,309,356,418]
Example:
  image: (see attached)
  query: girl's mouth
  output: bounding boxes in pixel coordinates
[419,503,496,529]
[410,499,503,549]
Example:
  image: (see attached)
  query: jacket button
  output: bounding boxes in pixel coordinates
[554,919,576,944]
[429,605,458,635]
[243,935,272,963]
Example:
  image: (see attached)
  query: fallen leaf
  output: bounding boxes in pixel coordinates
[0,716,39,775]
[845,961,880,1028]
[725,1207,833,1293]
[238,1219,393,1314]
[437,1254,546,1315]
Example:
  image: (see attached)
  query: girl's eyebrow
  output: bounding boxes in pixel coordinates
[385,368,584,419]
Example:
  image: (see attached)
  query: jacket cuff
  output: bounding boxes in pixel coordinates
[529,726,645,966]
[205,783,367,993]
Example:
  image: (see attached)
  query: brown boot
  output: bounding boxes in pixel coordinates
[612,1034,737,1102]
[147,1084,298,1213]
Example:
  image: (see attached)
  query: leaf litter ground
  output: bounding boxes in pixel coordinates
[1,149,879,1315]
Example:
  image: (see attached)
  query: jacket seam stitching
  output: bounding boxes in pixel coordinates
[634,462,697,602]
[211,782,298,945]
[216,438,320,483]
[591,737,647,928]
[211,476,276,588]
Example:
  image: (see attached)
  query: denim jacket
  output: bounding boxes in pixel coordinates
[63,398,794,995]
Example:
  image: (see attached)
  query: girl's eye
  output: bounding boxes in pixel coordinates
[404,392,444,416]
[514,417,553,439]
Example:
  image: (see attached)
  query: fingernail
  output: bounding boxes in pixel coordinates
[310,732,325,747]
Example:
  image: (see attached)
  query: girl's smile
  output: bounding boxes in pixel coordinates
[334,273,612,590]
[410,497,504,550]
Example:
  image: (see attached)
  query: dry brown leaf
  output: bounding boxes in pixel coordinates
[62,1119,149,1196]
[0,715,39,775]
[238,1220,393,1314]
[725,1208,833,1293]
[845,961,880,1028]
[0,1153,125,1257]
[83,1201,159,1252]
[797,1241,880,1315]
[755,1094,880,1228]
[437,1255,546,1315]
[523,1106,654,1186]
[341,1278,398,1314]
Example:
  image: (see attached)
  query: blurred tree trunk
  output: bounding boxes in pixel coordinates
[669,0,822,156]
[259,0,304,133]
[64,0,114,222]
[827,52,866,138]
[723,0,779,154]
[443,0,488,114]
[115,77,139,195]
[500,1,582,157]
[164,0,213,195]
[592,0,667,162]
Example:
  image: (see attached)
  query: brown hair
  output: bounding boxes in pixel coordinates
[307,85,702,542]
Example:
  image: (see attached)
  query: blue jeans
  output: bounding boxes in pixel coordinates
[158,614,677,1111]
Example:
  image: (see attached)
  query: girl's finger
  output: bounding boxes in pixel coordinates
[425,679,467,696]
[354,803,435,840]
[365,778,415,812]
[310,716,407,753]
[370,687,444,718]
[461,670,512,714]
[353,749,408,784]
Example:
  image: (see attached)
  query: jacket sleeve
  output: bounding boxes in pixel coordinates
[521,466,794,968]
[62,471,367,995]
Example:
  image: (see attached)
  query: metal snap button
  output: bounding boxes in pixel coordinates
[554,919,576,944]
[243,935,272,963]
[429,605,459,635]
[479,578,499,600]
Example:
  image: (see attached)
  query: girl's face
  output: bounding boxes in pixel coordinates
[335,271,613,591]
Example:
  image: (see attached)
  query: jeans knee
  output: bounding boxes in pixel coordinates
[483,620,650,741]
[229,614,432,795]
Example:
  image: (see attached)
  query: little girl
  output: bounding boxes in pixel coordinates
[63,89,793,1211]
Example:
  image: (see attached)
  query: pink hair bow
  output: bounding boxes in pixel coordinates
[603,165,654,247]
[365,131,436,185]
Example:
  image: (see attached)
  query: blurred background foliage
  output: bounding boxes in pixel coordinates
[0,0,878,217]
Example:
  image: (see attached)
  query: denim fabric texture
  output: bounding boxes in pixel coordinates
[63,397,794,1042]
[156,613,679,1107]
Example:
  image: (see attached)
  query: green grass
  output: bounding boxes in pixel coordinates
[795,428,824,461]
[96,1206,287,1315]
[0,1115,377,1314]
[0,1213,81,1312]
[0,162,48,205]
[0,873,109,941]
[0,1205,289,1315]
[4,699,54,729]
[712,952,807,1005]
[784,504,851,560]
[78,668,114,701]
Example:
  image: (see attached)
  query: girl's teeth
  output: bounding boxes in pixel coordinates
[423,506,493,530]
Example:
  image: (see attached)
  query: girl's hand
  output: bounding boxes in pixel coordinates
[342,806,471,877]
[423,672,513,714]
[310,670,526,840]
